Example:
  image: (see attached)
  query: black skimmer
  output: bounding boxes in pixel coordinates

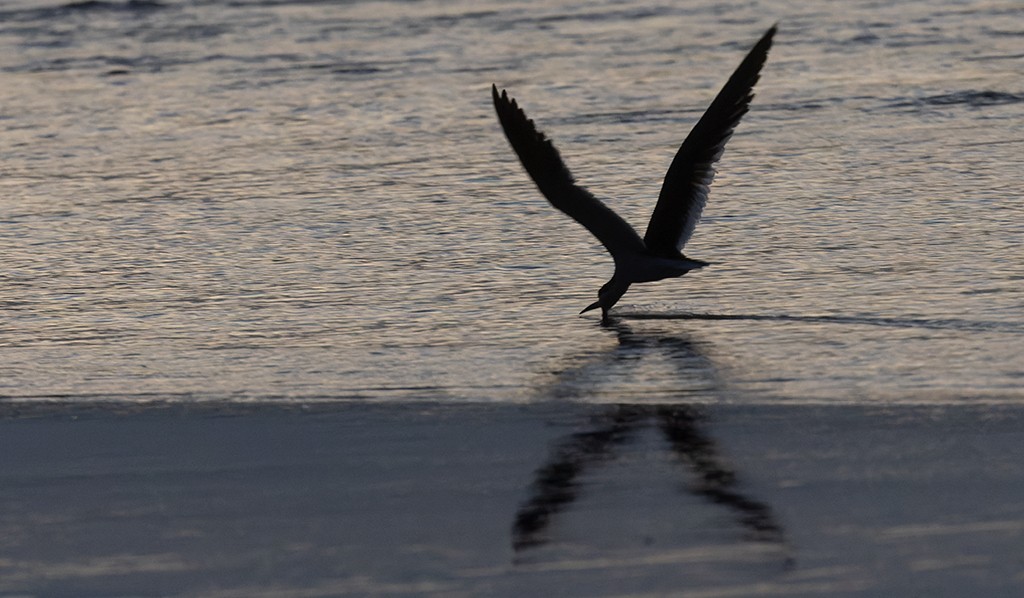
[493,25,776,323]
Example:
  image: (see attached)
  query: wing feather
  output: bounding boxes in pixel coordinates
[643,25,776,256]
[492,85,645,257]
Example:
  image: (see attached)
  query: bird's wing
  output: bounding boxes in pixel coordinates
[492,85,645,257]
[643,25,776,256]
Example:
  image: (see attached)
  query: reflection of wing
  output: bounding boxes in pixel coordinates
[513,403,787,552]
[516,324,786,553]
[512,406,645,551]
[657,406,785,543]
[492,85,646,257]
[643,25,776,256]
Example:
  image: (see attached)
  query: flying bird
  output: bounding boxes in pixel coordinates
[492,25,776,323]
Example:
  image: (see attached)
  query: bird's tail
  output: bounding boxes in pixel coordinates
[677,257,710,271]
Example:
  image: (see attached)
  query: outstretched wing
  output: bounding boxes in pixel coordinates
[492,85,645,257]
[643,25,776,256]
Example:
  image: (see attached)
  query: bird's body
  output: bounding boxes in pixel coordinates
[492,25,776,323]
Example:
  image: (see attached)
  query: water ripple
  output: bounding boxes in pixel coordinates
[614,312,1024,334]
[887,90,1024,109]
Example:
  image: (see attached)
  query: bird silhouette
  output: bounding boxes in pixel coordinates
[492,25,776,323]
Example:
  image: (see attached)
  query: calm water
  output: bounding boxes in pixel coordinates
[1,0,1022,405]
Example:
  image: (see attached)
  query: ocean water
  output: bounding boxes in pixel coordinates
[0,0,1022,406]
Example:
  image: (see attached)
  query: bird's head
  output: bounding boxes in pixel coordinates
[579,277,627,317]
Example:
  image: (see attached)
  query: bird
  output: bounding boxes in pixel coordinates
[492,25,776,324]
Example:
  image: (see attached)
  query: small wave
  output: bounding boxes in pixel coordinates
[768,100,828,112]
[887,90,1024,110]
[613,311,1023,333]
[5,53,176,75]
[60,0,164,11]
[922,90,1024,107]
[0,0,164,24]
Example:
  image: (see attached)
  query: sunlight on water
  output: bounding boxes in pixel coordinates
[0,0,1021,404]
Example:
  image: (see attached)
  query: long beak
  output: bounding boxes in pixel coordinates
[580,300,601,315]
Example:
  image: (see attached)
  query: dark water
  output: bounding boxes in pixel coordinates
[1,1,1022,404]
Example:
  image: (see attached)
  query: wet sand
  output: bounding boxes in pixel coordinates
[1,401,1023,597]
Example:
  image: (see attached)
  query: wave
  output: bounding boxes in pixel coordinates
[60,0,165,11]
[612,311,1024,333]
[887,90,1024,110]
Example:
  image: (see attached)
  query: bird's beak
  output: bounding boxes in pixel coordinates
[580,300,601,315]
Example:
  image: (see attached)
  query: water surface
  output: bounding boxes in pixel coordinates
[1,0,1022,405]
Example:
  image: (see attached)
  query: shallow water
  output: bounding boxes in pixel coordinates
[1,0,1022,405]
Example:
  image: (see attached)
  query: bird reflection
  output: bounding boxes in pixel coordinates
[514,404,647,551]
[514,322,785,556]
